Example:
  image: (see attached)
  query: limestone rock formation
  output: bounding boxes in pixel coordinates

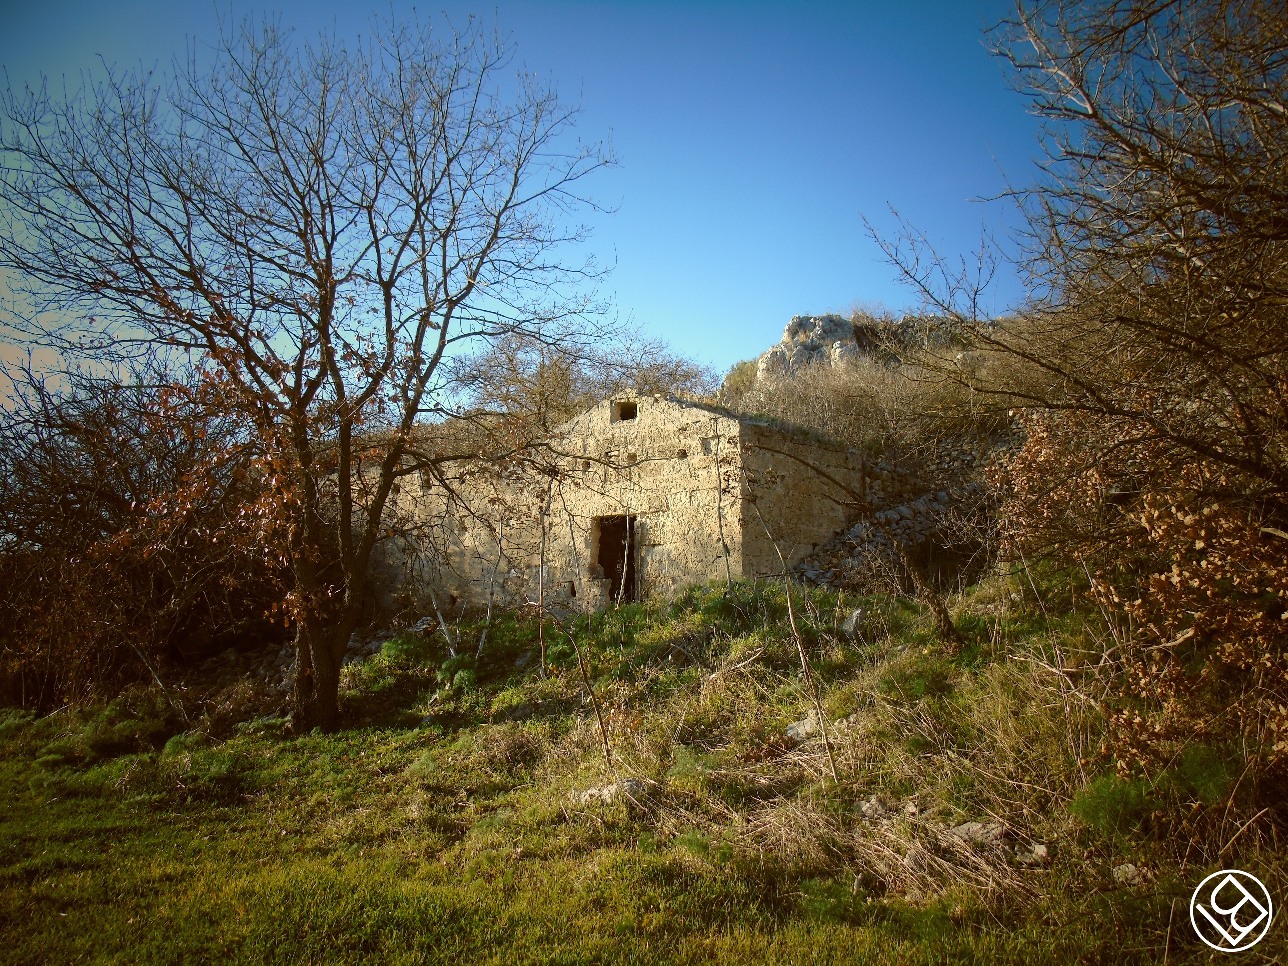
[750,312,964,383]
[755,314,862,380]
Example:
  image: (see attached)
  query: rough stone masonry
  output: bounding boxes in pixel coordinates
[376,394,922,614]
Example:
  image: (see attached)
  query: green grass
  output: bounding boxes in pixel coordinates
[2,575,1284,964]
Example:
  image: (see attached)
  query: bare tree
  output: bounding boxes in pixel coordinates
[0,362,284,709]
[1003,0,1286,491]
[0,14,612,729]
[460,331,717,433]
[870,0,1288,787]
[873,0,1288,512]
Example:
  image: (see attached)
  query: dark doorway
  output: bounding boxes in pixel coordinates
[595,515,638,603]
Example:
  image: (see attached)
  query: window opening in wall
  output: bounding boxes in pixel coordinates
[612,400,638,422]
[593,514,638,603]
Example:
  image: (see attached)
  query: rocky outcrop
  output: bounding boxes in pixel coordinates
[752,312,966,382]
[755,314,863,380]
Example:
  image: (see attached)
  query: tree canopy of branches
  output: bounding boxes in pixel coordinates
[0,15,612,729]
[1001,0,1288,500]
[875,0,1288,792]
[997,0,1288,786]
[462,333,716,432]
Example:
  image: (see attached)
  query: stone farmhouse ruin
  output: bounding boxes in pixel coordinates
[380,395,915,614]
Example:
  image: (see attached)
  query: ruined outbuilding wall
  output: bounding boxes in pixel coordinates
[540,396,745,607]
[390,397,751,613]
[380,396,898,615]
[739,424,870,576]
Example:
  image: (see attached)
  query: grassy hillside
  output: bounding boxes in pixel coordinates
[3,576,1282,964]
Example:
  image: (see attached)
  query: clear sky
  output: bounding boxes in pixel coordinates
[0,0,1041,376]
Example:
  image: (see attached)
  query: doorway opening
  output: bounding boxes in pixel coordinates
[594,515,638,603]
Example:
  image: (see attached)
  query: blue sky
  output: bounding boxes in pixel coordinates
[1,0,1041,375]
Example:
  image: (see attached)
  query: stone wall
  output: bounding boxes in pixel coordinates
[374,395,954,614]
[540,396,747,607]
[384,397,751,613]
[792,433,1015,590]
[739,423,871,575]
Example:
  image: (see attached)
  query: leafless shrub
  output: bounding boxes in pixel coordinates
[0,365,286,709]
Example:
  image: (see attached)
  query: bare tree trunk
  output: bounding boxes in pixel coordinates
[291,619,345,732]
[615,514,631,606]
[537,601,612,768]
[426,585,459,658]
[538,481,552,671]
[898,546,965,653]
[572,626,614,769]
[476,520,504,659]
